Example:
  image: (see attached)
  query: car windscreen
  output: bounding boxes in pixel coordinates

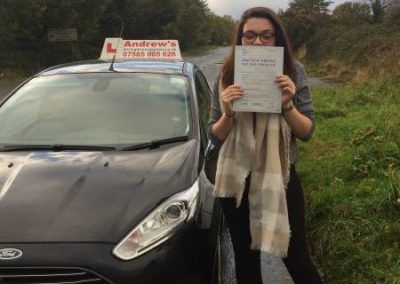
[0,73,191,146]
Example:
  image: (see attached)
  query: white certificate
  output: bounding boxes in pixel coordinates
[233,46,284,113]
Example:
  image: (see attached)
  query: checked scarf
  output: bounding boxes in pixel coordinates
[213,84,292,257]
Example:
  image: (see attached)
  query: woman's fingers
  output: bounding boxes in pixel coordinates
[276,75,296,96]
[276,75,294,85]
[221,85,244,102]
[227,84,243,89]
[283,87,292,93]
[222,85,244,95]
[276,75,291,81]
[220,84,244,115]
[222,90,243,98]
[224,95,243,103]
[276,78,295,88]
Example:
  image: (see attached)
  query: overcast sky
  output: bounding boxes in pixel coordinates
[206,0,352,18]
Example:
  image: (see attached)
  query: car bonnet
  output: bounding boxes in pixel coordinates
[0,139,199,243]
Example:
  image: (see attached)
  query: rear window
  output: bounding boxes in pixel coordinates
[0,73,191,146]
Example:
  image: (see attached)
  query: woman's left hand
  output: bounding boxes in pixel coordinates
[276,75,296,106]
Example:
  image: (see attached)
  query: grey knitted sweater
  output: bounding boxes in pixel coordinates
[208,61,315,164]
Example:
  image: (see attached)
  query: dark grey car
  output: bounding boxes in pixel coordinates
[0,60,222,284]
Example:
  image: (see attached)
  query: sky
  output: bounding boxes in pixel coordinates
[206,0,352,18]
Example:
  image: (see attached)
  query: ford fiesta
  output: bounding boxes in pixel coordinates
[0,60,222,284]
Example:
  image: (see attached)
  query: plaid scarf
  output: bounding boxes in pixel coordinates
[213,86,292,257]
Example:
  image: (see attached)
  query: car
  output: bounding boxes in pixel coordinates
[0,56,223,283]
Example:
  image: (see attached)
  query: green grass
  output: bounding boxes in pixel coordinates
[297,79,400,283]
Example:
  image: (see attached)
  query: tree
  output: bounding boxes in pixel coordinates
[281,0,332,50]
[99,0,176,39]
[0,0,47,69]
[207,14,235,45]
[286,0,333,14]
[164,0,210,49]
[368,0,391,23]
[0,0,109,70]
[43,0,110,62]
[0,0,232,71]
[384,0,400,25]
[332,2,371,24]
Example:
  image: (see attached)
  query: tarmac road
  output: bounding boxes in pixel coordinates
[184,46,230,86]
[0,80,22,100]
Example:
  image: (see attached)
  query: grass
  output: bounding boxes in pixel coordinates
[297,78,400,283]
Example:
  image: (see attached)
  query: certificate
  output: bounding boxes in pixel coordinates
[233,46,284,113]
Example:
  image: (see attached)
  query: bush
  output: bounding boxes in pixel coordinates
[306,22,400,80]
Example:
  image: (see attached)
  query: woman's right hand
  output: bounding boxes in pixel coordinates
[220,84,244,116]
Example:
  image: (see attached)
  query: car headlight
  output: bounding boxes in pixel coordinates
[112,180,200,260]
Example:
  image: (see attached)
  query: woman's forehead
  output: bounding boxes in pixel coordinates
[243,17,274,32]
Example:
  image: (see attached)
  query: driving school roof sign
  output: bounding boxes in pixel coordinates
[100,38,182,61]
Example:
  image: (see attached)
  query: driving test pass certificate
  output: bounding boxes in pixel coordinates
[233,46,284,113]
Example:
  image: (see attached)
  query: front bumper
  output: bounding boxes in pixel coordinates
[0,224,210,284]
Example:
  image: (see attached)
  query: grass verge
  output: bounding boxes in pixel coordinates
[297,79,400,283]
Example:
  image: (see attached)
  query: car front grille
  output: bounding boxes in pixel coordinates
[0,267,111,284]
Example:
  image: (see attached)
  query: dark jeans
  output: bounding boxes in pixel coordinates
[219,166,322,284]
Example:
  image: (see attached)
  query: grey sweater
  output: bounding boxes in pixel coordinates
[208,61,315,164]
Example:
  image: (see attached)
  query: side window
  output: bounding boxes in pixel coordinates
[194,71,211,134]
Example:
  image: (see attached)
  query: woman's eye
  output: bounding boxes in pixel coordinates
[243,32,256,39]
[261,34,273,40]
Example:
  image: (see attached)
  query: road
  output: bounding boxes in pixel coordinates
[0,81,21,100]
[184,46,230,87]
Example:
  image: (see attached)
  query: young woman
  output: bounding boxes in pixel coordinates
[208,7,323,284]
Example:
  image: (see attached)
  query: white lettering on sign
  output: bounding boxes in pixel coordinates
[47,28,77,42]
[99,38,182,61]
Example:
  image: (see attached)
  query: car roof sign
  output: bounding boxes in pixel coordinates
[100,38,182,61]
[100,38,121,61]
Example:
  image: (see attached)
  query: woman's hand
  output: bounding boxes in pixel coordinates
[211,84,243,141]
[276,75,296,106]
[275,75,313,140]
[220,84,244,116]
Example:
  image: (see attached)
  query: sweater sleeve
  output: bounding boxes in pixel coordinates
[293,61,316,141]
[208,73,223,149]
[207,62,316,146]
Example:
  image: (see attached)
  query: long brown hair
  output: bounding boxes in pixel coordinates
[221,7,294,88]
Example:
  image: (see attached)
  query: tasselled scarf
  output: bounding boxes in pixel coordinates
[213,81,292,257]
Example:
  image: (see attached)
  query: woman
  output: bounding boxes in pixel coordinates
[208,7,323,284]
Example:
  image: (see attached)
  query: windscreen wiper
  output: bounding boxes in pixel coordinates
[0,144,117,152]
[120,136,189,151]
